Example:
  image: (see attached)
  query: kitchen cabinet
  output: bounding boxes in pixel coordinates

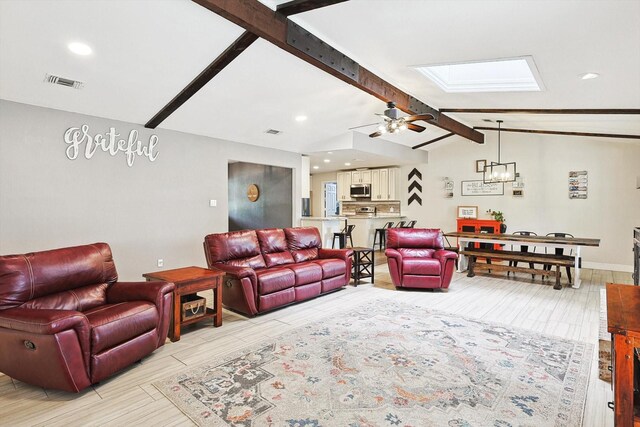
[352,170,371,184]
[371,168,400,200]
[337,171,352,201]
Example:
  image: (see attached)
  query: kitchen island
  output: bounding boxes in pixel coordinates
[300,216,406,248]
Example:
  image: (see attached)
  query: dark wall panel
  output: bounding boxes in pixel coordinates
[228,162,293,231]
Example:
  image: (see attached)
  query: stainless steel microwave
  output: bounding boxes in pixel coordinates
[350,184,371,198]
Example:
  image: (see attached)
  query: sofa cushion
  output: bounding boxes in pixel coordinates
[397,248,436,258]
[284,227,322,263]
[257,228,295,268]
[256,268,295,295]
[286,262,323,286]
[0,243,117,311]
[403,258,441,276]
[21,283,109,312]
[205,230,266,269]
[386,228,444,250]
[84,301,158,354]
[313,259,346,279]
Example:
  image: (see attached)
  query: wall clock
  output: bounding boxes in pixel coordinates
[247,184,260,202]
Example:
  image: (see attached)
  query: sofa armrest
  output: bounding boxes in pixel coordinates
[384,248,403,262]
[318,248,353,260]
[0,307,89,336]
[434,249,458,264]
[107,281,175,306]
[212,264,256,281]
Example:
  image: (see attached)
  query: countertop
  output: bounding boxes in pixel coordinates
[301,215,406,220]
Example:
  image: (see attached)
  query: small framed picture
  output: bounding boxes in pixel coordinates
[457,205,478,219]
[475,160,486,173]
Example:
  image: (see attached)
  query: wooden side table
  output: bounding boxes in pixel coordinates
[143,266,224,342]
[606,283,640,426]
[351,247,374,286]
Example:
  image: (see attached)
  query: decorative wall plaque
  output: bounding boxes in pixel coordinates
[247,184,260,202]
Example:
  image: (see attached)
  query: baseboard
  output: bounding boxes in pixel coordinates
[583,261,633,273]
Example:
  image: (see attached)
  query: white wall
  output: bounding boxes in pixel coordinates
[398,133,640,271]
[0,101,303,279]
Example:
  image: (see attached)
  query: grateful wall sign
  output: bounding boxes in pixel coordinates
[64,124,158,167]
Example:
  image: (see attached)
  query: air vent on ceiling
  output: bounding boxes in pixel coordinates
[44,74,84,89]
[265,129,283,135]
[482,119,493,123]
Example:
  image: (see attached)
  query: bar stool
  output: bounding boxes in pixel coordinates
[404,220,417,228]
[373,221,394,251]
[332,224,355,248]
[395,221,406,228]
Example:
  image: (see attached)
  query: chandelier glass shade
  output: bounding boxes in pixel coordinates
[483,120,517,183]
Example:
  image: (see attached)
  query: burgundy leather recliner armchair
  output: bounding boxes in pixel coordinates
[0,243,174,392]
[385,228,458,290]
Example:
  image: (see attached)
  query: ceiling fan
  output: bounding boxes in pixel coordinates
[350,102,435,138]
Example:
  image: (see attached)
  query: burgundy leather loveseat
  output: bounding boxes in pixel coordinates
[0,243,174,392]
[204,227,352,316]
[385,228,458,290]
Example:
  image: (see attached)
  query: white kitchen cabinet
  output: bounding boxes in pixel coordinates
[370,168,400,200]
[352,170,371,184]
[336,171,352,201]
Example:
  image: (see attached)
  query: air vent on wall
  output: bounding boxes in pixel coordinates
[44,74,84,89]
[265,129,283,135]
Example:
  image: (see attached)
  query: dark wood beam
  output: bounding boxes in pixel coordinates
[277,0,349,17]
[412,133,455,149]
[474,126,640,140]
[192,0,484,144]
[440,108,640,115]
[145,31,258,129]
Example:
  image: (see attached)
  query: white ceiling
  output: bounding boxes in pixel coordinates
[1,0,638,173]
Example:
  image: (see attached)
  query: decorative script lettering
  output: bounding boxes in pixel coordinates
[64,125,158,167]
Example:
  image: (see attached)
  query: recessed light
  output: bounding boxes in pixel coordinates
[312,166,319,170]
[323,159,330,163]
[295,115,307,122]
[68,42,92,56]
[580,72,600,80]
[327,151,333,154]
[344,162,351,166]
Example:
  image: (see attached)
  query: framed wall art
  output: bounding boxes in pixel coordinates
[461,180,504,196]
[457,205,478,219]
[568,171,587,199]
[475,160,486,173]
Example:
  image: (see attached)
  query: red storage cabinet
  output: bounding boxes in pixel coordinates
[456,219,502,250]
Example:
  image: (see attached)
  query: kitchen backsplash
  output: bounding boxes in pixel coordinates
[341,201,401,216]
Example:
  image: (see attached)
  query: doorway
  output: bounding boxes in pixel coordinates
[323,181,338,217]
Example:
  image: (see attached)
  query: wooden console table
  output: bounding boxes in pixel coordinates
[606,283,640,426]
[143,266,224,342]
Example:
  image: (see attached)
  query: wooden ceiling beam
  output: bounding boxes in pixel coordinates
[276,0,349,17]
[412,133,455,149]
[192,0,484,144]
[474,126,640,140]
[145,31,258,129]
[440,108,640,115]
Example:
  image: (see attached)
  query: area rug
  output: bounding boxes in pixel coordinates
[154,300,592,427]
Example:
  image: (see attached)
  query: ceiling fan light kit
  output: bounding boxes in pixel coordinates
[368,102,434,138]
[483,120,517,184]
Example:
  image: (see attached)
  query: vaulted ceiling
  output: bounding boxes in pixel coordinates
[1,0,638,172]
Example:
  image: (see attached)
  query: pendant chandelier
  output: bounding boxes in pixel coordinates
[483,120,517,183]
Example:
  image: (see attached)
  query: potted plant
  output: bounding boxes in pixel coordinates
[487,209,507,233]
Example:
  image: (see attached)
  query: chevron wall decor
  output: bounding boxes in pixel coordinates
[408,168,422,205]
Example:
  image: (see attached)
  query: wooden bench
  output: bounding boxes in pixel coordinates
[461,248,575,290]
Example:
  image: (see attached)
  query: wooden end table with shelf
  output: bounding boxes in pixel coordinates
[143,266,224,342]
[351,247,374,286]
[606,283,640,426]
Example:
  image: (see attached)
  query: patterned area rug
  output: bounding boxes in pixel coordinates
[154,300,592,426]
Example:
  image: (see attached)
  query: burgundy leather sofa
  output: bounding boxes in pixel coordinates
[385,228,458,290]
[204,227,352,316]
[0,243,174,393]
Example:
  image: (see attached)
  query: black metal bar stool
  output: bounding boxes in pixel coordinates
[394,221,406,228]
[404,220,417,228]
[332,224,355,248]
[373,221,394,251]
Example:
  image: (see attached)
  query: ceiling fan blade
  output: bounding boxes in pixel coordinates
[407,123,426,133]
[375,113,391,120]
[348,122,378,130]
[369,131,383,138]
[404,113,435,123]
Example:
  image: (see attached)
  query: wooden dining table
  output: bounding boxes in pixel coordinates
[444,231,601,289]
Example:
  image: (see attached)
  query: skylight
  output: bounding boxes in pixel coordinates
[413,56,544,93]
